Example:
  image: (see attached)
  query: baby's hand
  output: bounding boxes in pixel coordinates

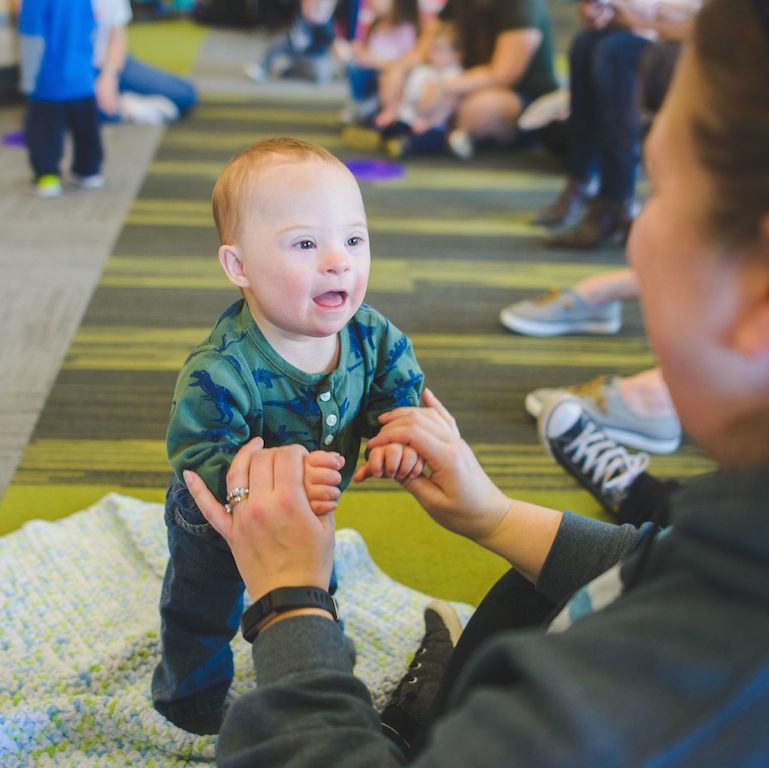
[304,451,345,516]
[352,444,424,485]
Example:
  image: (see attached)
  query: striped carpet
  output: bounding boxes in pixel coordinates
[0,96,714,604]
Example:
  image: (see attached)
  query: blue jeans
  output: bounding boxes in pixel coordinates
[25,97,103,179]
[568,27,651,203]
[152,474,339,731]
[100,54,197,122]
[382,120,448,155]
[347,64,379,102]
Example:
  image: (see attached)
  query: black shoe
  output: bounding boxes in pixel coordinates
[538,395,650,514]
[380,600,463,756]
[531,178,595,227]
[547,197,638,249]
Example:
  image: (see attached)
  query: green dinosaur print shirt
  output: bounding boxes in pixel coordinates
[167,300,424,502]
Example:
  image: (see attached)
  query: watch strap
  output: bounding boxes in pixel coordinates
[241,586,338,643]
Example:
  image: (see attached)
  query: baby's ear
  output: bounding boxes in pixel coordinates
[218,244,249,288]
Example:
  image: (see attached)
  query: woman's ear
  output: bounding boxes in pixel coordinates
[218,244,250,288]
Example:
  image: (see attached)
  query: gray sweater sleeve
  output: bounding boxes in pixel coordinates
[216,517,648,767]
[536,511,646,604]
[216,616,407,767]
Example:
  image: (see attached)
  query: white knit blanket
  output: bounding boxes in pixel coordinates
[0,494,472,767]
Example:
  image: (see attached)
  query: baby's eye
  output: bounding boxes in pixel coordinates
[296,239,316,250]
[347,236,364,247]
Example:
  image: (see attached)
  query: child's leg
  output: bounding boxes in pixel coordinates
[261,33,294,72]
[151,477,245,735]
[24,100,65,179]
[406,127,448,154]
[119,54,197,117]
[347,64,379,102]
[66,98,104,178]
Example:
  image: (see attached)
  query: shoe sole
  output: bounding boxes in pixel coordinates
[425,600,463,646]
[500,310,622,337]
[529,392,680,454]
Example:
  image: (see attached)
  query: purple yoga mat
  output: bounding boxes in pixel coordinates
[345,158,405,182]
[2,131,25,147]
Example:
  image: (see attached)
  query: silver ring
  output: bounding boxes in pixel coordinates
[224,487,249,514]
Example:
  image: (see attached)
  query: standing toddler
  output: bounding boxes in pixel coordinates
[18,0,104,197]
[151,137,425,734]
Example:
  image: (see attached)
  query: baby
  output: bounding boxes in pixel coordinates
[376,21,463,158]
[151,137,425,734]
[245,0,339,83]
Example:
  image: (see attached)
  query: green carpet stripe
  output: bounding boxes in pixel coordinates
[161,130,344,151]
[101,255,616,292]
[125,200,545,236]
[147,158,562,192]
[62,329,654,370]
[193,105,344,124]
[127,20,207,75]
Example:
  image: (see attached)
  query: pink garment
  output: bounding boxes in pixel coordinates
[366,22,418,64]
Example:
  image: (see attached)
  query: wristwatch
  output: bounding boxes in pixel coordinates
[241,586,339,643]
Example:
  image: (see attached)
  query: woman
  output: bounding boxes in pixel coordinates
[534,0,697,248]
[186,0,769,761]
[378,0,559,158]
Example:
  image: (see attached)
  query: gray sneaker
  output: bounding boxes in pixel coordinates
[539,394,651,513]
[526,375,681,455]
[499,288,622,337]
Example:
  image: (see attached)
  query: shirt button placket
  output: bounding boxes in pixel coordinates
[318,390,337,446]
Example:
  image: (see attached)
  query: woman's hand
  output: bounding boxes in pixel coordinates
[184,438,335,600]
[357,389,512,545]
[95,71,120,116]
[357,390,563,583]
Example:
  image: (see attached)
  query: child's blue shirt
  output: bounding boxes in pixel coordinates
[19,0,96,101]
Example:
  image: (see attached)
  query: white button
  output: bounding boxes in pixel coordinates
[319,391,331,402]
[326,414,338,427]
[323,434,334,446]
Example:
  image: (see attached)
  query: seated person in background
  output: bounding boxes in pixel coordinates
[376,20,463,158]
[94,0,197,124]
[533,0,699,249]
[500,267,681,455]
[245,0,339,84]
[379,0,559,159]
[151,137,425,735]
[336,0,420,125]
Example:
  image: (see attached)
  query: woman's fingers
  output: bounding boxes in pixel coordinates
[422,388,460,435]
[366,420,453,465]
[224,437,265,500]
[184,469,232,540]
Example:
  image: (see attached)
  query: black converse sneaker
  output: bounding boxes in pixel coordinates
[380,600,463,757]
[539,394,650,514]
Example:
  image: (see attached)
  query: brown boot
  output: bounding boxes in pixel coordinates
[547,197,637,249]
[531,178,595,227]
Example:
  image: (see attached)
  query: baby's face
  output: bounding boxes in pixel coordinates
[429,36,460,69]
[301,0,336,24]
[236,158,370,344]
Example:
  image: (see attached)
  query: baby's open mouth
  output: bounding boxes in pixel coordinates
[313,291,347,308]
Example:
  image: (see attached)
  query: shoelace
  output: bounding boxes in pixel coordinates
[568,374,609,413]
[564,422,650,497]
[534,287,565,306]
